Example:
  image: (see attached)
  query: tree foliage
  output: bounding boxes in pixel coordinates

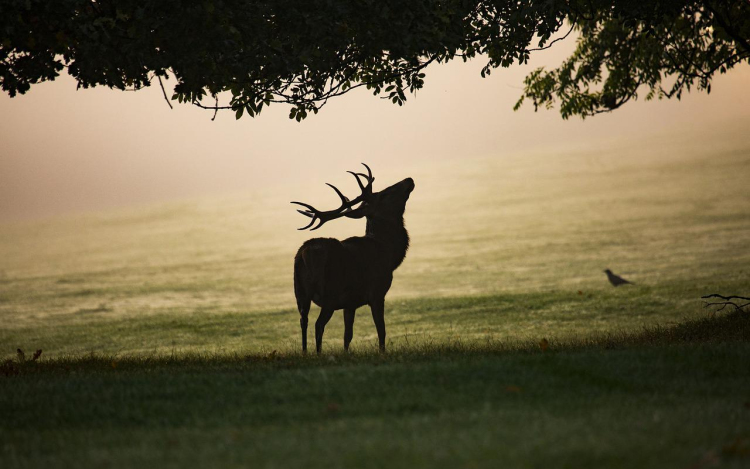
[1,0,748,120]
[514,1,750,117]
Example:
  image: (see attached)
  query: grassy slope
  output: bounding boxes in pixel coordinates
[1,128,749,356]
[2,312,749,469]
[0,286,740,356]
[1,126,750,468]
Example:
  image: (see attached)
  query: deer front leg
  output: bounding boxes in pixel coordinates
[343,308,356,351]
[370,299,386,352]
[300,313,309,353]
[315,307,335,354]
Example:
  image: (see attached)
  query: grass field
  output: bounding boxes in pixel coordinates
[1,124,750,468]
[2,312,749,469]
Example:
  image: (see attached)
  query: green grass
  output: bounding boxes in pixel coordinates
[2,311,749,469]
[1,128,750,467]
[1,285,745,357]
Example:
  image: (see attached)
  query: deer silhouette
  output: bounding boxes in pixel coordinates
[292,164,414,353]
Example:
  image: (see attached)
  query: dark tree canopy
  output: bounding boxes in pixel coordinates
[1,1,748,120]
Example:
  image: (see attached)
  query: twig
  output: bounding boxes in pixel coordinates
[704,301,750,312]
[158,76,173,110]
[701,294,750,312]
[192,100,233,111]
[528,22,576,52]
[702,294,750,301]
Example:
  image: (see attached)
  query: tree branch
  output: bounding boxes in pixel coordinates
[158,76,173,110]
[527,22,576,52]
[702,294,750,301]
[702,294,750,312]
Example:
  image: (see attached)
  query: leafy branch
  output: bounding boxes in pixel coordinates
[1,0,748,121]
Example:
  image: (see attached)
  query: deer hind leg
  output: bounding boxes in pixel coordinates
[343,308,356,351]
[370,299,386,352]
[300,313,309,353]
[293,250,312,353]
[315,307,335,354]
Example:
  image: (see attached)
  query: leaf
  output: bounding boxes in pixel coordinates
[325,402,340,415]
[32,349,42,361]
[16,348,25,362]
[539,338,549,352]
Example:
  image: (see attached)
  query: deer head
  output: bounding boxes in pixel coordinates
[292,163,414,231]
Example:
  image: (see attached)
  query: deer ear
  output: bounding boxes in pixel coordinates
[344,205,368,219]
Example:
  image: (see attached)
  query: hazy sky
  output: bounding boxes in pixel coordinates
[1,37,749,221]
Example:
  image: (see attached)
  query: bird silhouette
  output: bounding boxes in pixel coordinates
[604,269,633,287]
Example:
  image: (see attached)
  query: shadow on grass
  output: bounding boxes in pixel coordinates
[4,309,748,375]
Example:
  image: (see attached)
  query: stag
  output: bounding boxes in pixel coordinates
[292,164,414,353]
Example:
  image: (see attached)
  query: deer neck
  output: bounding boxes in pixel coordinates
[365,216,410,270]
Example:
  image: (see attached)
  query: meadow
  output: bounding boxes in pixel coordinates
[1,124,749,468]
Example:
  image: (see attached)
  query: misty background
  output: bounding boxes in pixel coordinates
[1,39,749,222]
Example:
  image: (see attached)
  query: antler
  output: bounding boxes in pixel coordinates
[291,163,375,230]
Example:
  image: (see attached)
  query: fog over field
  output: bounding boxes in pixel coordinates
[2,53,749,353]
[1,40,749,221]
[2,121,748,355]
